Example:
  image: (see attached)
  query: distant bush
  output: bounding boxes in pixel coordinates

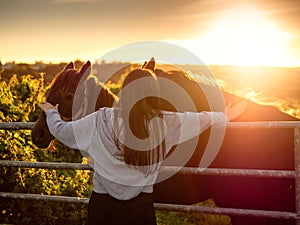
[0,74,92,224]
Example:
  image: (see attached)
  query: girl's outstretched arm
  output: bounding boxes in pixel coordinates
[41,102,97,151]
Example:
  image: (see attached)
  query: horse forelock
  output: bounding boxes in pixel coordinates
[47,69,81,98]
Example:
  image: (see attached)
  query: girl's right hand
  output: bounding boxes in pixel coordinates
[225,102,247,121]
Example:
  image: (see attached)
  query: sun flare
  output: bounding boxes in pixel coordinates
[171,6,293,67]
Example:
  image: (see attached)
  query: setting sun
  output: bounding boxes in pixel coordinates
[171,6,294,67]
[1,1,300,67]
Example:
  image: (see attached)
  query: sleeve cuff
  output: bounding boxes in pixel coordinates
[45,109,60,117]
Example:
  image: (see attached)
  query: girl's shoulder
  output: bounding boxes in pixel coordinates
[99,107,114,115]
[161,110,174,115]
[97,107,115,122]
[161,110,181,125]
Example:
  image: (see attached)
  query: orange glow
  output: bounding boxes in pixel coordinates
[170,6,296,67]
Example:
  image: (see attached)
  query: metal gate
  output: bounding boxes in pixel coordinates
[0,121,300,223]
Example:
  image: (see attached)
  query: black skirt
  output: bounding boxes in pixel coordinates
[88,191,157,225]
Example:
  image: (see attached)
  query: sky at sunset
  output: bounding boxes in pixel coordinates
[1,0,300,66]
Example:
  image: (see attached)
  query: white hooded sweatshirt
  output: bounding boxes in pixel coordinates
[45,107,227,200]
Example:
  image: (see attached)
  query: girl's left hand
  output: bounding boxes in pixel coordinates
[41,102,59,112]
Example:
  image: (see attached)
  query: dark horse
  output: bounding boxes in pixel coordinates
[32,59,299,225]
[146,59,299,225]
[135,59,299,225]
[31,61,117,148]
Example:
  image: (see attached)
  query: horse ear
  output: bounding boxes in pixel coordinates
[142,61,147,69]
[79,61,91,80]
[64,62,74,71]
[143,57,155,71]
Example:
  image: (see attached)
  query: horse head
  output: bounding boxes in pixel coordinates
[141,58,216,167]
[31,61,116,148]
[142,57,213,112]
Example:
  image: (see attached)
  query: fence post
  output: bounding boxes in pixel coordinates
[295,127,300,224]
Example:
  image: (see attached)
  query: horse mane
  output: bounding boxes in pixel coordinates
[47,69,82,95]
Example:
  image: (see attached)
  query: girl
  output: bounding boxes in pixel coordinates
[41,68,245,225]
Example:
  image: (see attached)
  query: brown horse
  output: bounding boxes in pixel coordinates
[31,61,117,148]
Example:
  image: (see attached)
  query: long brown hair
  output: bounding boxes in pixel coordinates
[114,69,166,175]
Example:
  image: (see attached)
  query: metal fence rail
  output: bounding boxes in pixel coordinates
[0,121,300,130]
[0,122,34,130]
[0,160,295,179]
[0,192,296,220]
[1,121,300,223]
